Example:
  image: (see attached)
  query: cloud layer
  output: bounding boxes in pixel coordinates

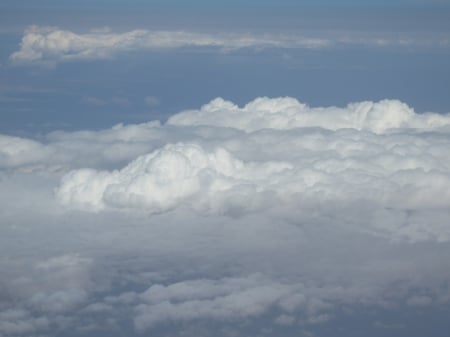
[1,97,450,336]
[10,26,329,64]
[10,25,450,65]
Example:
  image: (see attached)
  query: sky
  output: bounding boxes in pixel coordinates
[1,1,450,337]
[1,0,450,133]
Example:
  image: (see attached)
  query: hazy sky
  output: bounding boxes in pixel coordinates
[1,1,450,337]
[1,0,450,132]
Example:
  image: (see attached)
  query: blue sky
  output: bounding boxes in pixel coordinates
[1,0,449,133]
[1,2,450,337]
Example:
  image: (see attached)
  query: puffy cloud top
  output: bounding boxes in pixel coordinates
[168,97,450,133]
[56,143,291,213]
[2,96,450,337]
[50,97,450,242]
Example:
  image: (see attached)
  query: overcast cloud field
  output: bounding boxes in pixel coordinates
[1,1,450,337]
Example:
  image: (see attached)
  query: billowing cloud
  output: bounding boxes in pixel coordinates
[10,25,449,65]
[56,143,291,213]
[52,97,450,241]
[168,97,450,132]
[1,97,450,336]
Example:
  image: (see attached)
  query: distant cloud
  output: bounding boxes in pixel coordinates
[82,96,107,106]
[168,97,450,133]
[9,25,329,65]
[111,96,131,107]
[144,95,160,107]
[10,25,447,65]
[82,95,131,107]
[1,96,450,336]
[134,275,298,331]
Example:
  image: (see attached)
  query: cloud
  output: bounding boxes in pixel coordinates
[0,310,49,337]
[82,95,131,108]
[82,95,107,106]
[53,97,450,242]
[0,134,51,168]
[1,96,450,336]
[10,25,329,65]
[56,143,291,213]
[134,275,295,332]
[144,96,160,107]
[406,295,433,307]
[168,97,450,133]
[10,25,449,65]
[133,274,369,332]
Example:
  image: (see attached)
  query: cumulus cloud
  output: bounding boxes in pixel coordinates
[168,97,450,133]
[1,96,450,336]
[52,97,450,241]
[10,25,448,65]
[56,143,291,213]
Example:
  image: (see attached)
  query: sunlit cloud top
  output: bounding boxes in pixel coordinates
[1,96,450,336]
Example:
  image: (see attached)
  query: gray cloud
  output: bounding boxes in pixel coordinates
[144,96,160,107]
[1,97,450,336]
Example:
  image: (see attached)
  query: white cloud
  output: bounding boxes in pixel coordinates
[56,143,291,213]
[10,25,449,65]
[1,96,450,336]
[168,97,450,133]
[10,25,329,65]
[51,97,450,242]
[0,134,51,168]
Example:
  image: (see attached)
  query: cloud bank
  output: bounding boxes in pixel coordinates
[10,25,449,65]
[168,97,450,132]
[1,97,450,336]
